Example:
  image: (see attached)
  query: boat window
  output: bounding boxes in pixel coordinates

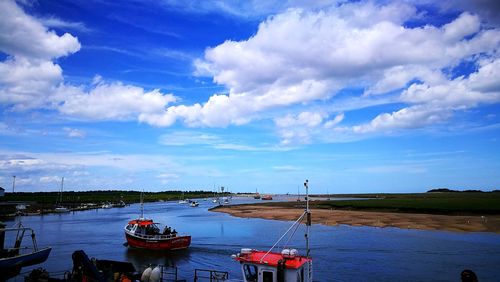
[262,271,274,282]
[243,264,258,282]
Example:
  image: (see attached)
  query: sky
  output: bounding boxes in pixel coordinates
[0,0,499,194]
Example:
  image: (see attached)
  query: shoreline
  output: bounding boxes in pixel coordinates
[212,205,500,233]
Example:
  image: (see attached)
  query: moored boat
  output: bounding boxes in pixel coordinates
[0,222,52,280]
[124,192,191,250]
[261,194,273,200]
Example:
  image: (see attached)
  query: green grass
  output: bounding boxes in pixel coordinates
[260,192,500,215]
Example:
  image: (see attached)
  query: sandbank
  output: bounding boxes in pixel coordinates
[212,205,500,233]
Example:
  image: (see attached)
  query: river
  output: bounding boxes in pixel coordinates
[5,197,500,281]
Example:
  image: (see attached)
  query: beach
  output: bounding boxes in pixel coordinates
[213,205,500,233]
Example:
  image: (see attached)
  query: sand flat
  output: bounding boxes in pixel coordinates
[213,205,500,233]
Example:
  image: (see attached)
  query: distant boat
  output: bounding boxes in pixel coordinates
[112,200,126,207]
[101,203,112,209]
[178,192,189,204]
[190,201,199,207]
[125,191,191,250]
[0,222,52,280]
[222,197,230,204]
[254,188,261,199]
[54,177,70,213]
[261,195,273,200]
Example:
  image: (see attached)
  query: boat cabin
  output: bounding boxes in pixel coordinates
[125,219,178,237]
[234,248,313,282]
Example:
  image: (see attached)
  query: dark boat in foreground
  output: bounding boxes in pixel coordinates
[0,222,52,280]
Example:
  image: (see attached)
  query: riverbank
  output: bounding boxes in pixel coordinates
[213,205,500,233]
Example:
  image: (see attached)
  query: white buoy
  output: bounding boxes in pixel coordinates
[150,265,162,282]
[141,266,153,282]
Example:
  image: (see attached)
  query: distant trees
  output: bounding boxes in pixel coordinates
[427,188,487,193]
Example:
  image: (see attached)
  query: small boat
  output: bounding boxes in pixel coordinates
[261,195,273,200]
[178,200,189,204]
[112,200,126,208]
[54,177,70,213]
[124,192,191,250]
[232,180,313,282]
[254,188,261,199]
[212,198,218,203]
[0,222,52,280]
[223,197,230,204]
[101,203,112,209]
[54,206,70,213]
[190,201,199,207]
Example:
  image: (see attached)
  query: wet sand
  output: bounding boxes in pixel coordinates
[213,205,500,233]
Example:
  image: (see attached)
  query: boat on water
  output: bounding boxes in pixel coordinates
[54,177,70,213]
[0,222,52,280]
[261,194,273,200]
[232,180,313,282]
[124,192,191,250]
[190,201,199,207]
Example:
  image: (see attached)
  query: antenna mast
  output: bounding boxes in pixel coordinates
[304,179,311,257]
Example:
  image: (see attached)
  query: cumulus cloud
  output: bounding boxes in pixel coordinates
[157,1,499,131]
[274,111,344,145]
[0,0,80,60]
[0,1,179,125]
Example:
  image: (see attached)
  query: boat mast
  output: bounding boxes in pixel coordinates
[304,179,311,257]
[12,175,16,193]
[140,190,144,219]
[60,177,64,204]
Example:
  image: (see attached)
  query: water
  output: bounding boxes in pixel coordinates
[5,197,500,281]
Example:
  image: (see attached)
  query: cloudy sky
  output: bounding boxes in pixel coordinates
[1,0,499,194]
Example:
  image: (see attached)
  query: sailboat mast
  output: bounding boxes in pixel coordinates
[304,179,311,257]
[140,190,144,219]
[60,177,64,203]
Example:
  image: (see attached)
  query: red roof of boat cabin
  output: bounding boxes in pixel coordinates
[235,250,311,269]
[128,219,154,226]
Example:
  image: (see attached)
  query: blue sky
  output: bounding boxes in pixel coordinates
[1,0,499,193]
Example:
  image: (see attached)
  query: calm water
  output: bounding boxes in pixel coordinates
[5,197,500,281]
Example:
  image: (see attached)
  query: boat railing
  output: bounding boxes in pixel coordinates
[131,233,182,240]
[194,269,229,282]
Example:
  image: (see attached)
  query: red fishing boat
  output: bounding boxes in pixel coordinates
[261,194,273,200]
[233,180,313,282]
[124,193,191,250]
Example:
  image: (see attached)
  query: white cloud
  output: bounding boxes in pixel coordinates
[39,17,91,33]
[352,105,452,134]
[274,111,344,145]
[0,1,179,125]
[58,82,177,121]
[63,127,86,138]
[162,2,498,129]
[0,0,80,60]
